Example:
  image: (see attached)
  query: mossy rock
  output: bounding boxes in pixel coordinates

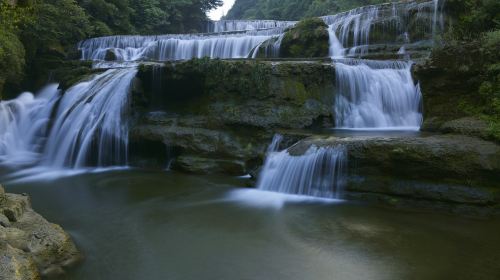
[280,18,329,58]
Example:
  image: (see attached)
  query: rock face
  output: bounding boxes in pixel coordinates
[0,185,81,280]
[286,134,500,212]
[130,59,334,174]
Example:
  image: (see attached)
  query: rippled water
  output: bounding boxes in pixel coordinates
[2,170,500,280]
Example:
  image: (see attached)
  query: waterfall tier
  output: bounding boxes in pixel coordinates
[79,29,287,62]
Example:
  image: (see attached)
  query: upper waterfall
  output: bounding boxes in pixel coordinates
[78,22,293,62]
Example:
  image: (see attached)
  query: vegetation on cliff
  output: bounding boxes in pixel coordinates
[280,18,330,58]
[225,0,386,20]
[417,0,500,141]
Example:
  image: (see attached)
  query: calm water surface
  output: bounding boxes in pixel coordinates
[2,170,500,280]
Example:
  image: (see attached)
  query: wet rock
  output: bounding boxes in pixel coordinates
[174,156,246,175]
[0,186,81,279]
[136,59,335,129]
[0,242,40,280]
[104,49,117,61]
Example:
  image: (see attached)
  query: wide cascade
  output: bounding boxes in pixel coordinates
[257,135,347,199]
[79,27,290,62]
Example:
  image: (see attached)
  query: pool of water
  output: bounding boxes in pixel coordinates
[2,169,500,280]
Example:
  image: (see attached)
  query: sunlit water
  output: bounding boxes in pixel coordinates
[2,170,499,280]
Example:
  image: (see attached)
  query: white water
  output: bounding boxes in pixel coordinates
[334,59,422,129]
[79,26,290,62]
[0,68,137,169]
[321,1,434,130]
[42,68,137,168]
[0,84,60,167]
[257,141,347,199]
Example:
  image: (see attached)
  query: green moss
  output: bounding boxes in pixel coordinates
[280,18,329,58]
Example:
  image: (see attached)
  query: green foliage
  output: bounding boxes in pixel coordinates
[0,0,33,98]
[77,0,223,35]
[445,0,500,40]
[0,1,34,33]
[0,29,26,98]
[23,0,93,51]
[225,0,386,20]
[280,18,329,58]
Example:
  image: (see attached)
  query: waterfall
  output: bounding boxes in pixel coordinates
[79,27,290,62]
[257,144,347,199]
[334,59,422,129]
[322,1,438,58]
[0,85,61,167]
[257,134,347,199]
[42,68,137,168]
[0,68,137,169]
[320,1,435,130]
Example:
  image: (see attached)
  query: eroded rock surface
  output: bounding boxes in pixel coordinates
[0,185,81,280]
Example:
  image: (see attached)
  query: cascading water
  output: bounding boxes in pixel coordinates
[42,68,137,168]
[0,68,137,169]
[0,85,61,166]
[257,135,347,199]
[79,26,290,62]
[334,59,422,129]
[322,1,438,130]
[322,1,439,58]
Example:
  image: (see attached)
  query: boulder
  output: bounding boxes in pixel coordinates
[0,186,81,279]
